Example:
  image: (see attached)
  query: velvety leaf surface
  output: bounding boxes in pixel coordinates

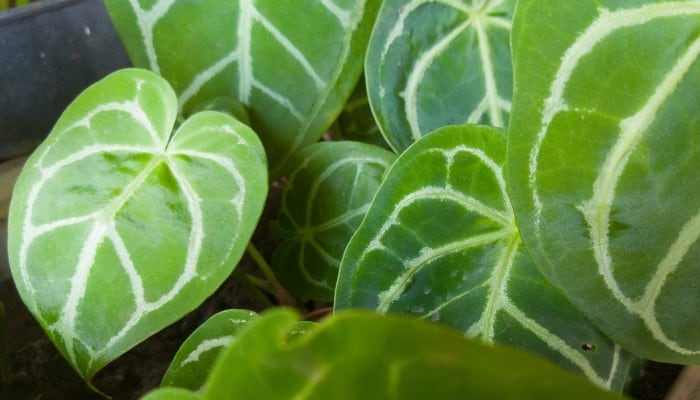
[366,0,514,152]
[507,0,700,364]
[6,69,268,380]
[142,309,623,400]
[104,0,379,176]
[273,141,395,301]
[335,125,634,390]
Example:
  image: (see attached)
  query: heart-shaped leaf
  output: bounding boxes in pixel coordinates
[104,0,379,176]
[273,141,396,301]
[507,0,700,363]
[143,309,624,400]
[366,0,514,152]
[7,68,268,380]
[335,125,634,390]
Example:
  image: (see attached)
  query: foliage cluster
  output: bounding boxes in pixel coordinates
[6,0,700,398]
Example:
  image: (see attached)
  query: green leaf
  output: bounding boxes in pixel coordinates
[162,309,314,391]
[141,388,203,400]
[6,68,268,380]
[507,0,700,364]
[273,141,395,301]
[169,308,623,399]
[335,125,634,391]
[366,0,514,152]
[104,0,380,176]
[333,76,391,150]
[162,310,260,391]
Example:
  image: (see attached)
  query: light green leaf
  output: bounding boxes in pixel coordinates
[366,0,514,152]
[141,387,202,400]
[273,141,396,301]
[166,308,624,399]
[6,69,268,380]
[104,0,379,176]
[162,310,260,391]
[335,125,634,391]
[507,0,700,364]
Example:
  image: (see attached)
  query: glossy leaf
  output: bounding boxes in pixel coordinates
[507,0,700,364]
[366,0,514,152]
[143,309,623,400]
[162,309,314,391]
[6,69,268,380]
[335,125,634,390]
[273,141,396,301]
[104,0,379,176]
[162,310,259,391]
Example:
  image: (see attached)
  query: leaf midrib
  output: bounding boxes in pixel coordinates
[477,232,519,341]
[376,228,512,312]
[96,153,166,225]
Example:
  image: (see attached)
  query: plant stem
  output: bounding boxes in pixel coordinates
[231,268,274,309]
[246,243,297,307]
[303,306,333,322]
[246,243,277,284]
[244,273,272,291]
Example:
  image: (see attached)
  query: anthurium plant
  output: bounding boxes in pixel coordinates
[5,0,699,398]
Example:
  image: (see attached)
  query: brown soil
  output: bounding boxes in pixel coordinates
[628,360,685,400]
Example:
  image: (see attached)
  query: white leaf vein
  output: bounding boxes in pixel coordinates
[528,1,700,355]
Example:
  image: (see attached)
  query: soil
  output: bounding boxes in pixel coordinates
[0,269,264,399]
[628,361,684,400]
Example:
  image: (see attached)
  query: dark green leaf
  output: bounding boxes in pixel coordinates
[366,0,514,152]
[105,0,380,176]
[273,141,395,301]
[507,0,700,363]
[335,125,634,390]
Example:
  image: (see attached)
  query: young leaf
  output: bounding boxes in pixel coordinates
[104,0,380,176]
[273,141,396,301]
[507,0,700,364]
[335,125,634,391]
[366,0,514,152]
[147,308,624,400]
[6,68,268,381]
[162,309,314,391]
[162,310,260,391]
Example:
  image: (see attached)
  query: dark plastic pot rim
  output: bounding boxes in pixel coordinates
[0,0,88,26]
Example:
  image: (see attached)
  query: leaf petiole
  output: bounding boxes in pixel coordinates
[231,268,274,309]
[246,243,296,307]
